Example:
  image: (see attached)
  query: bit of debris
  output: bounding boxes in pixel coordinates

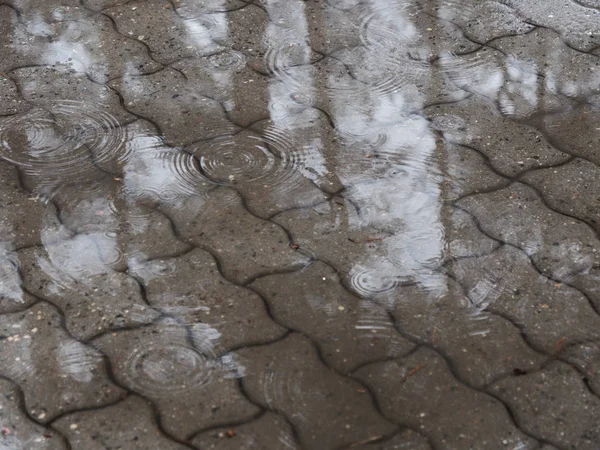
[401,364,425,383]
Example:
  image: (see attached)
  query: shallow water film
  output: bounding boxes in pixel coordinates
[1,0,600,448]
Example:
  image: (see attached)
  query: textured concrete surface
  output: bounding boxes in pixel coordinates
[0,0,600,449]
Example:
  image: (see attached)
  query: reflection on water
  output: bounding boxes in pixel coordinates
[1,0,600,448]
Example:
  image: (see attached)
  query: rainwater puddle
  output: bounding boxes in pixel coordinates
[1,0,600,449]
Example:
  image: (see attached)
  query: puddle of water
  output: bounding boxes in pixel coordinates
[1,0,600,449]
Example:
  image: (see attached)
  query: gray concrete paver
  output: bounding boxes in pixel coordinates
[236,332,397,450]
[355,347,538,450]
[490,361,600,449]
[129,248,286,352]
[450,245,600,354]
[0,379,67,450]
[191,411,299,450]
[457,182,600,280]
[250,261,416,373]
[0,302,125,421]
[158,187,311,284]
[53,396,190,450]
[92,318,260,440]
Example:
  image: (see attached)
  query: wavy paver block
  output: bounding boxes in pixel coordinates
[451,245,600,354]
[523,158,600,234]
[355,347,538,450]
[192,411,299,450]
[490,361,600,449]
[19,245,160,341]
[0,378,67,450]
[236,333,396,450]
[108,68,237,147]
[426,98,570,176]
[458,182,600,280]
[53,396,190,450]
[387,280,546,388]
[92,319,260,440]
[0,302,125,421]
[159,187,311,284]
[0,161,45,249]
[250,261,416,373]
[130,247,286,352]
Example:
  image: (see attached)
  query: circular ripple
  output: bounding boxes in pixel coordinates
[124,344,213,396]
[123,136,211,204]
[349,266,401,298]
[190,132,305,194]
[204,50,246,71]
[0,101,127,179]
[359,2,422,50]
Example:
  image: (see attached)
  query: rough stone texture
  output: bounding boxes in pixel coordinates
[457,182,600,280]
[53,396,190,449]
[388,279,547,388]
[19,246,160,340]
[522,158,600,233]
[250,261,415,373]
[236,333,397,450]
[159,187,311,284]
[450,245,600,354]
[108,68,236,147]
[191,411,299,450]
[490,361,600,449]
[355,347,538,450]
[0,161,45,249]
[129,248,286,352]
[93,318,260,440]
[0,302,125,421]
[0,378,67,450]
[426,98,571,177]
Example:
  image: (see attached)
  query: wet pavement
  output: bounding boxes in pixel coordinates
[0,0,599,449]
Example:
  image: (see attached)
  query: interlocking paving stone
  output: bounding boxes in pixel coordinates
[457,182,600,280]
[522,158,600,233]
[437,142,508,201]
[350,429,432,450]
[536,104,600,167]
[489,27,600,103]
[159,187,311,284]
[53,396,190,449]
[172,55,271,127]
[236,333,397,450]
[104,0,225,64]
[19,246,160,340]
[427,0,535,43]
[93,318,260,440]
[0,302,125,421]
[11,66,134,124]
[386,279,546,388]
[191,411,299,450]
[561,340,600,396]
[0,378,67,450]
[354,347,538,450]
[490,361,600,449]
[426,98,571,177]
[129,248,286,352]
[443,206,501,260]
[0,76,28,116]
[0,161,46,250]
[108,68,237,147]
[503,0,600,51]
[187,127,328,219]
[250,261,416,373]
[450,245,600,354]
[51,176,190,267]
